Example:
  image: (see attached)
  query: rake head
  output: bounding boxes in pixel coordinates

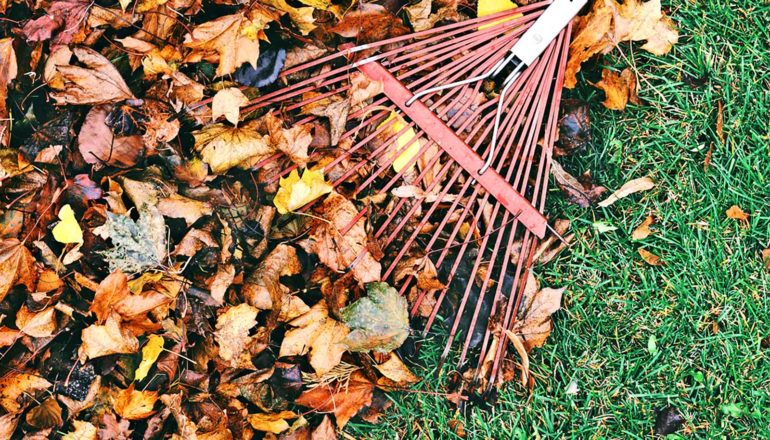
[245,0,579,391]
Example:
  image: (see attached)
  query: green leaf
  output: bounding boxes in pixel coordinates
[341,282,409,353]
[647,334,658,355]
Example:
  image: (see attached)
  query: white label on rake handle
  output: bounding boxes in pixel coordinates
[511,0,588,65]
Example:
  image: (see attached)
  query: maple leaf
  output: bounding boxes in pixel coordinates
[44,46,135,105]
[78,314,140,362]
[273,168,333,214]
[279,301,349,375]
[294,371,374,428]
[0,239,37,302]
[212,87,249,126]
[341,282,409,353]
[215,303,260,368]
[113,384,159,420]
[300,191,382,284]
[512,272,565,351]
[193,120,272,174]
[0,38,16,147]
[183,12,271,77]
[593,68,641,110]
[566,0,678,88]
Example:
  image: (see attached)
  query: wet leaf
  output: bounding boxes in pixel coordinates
[341,282,409,353]
[52,204,83,244]
[274,168,333,214]
[598,176,655,207]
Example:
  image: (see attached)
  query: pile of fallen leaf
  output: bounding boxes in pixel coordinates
[0,0,681,437]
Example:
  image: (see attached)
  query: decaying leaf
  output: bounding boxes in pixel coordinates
[113,384,158,420]
[329,4,410,43]
[301,192,382,284]
[566,0,678,88]
[212,87,249,126]
[294,371,374,428]
[632,215,654,240]
[45,46,135,104]
[638,248,663,266]
[25,397,62,429]
[301,94,349,146]
[97,209,165,273]
[274,168,333,214]
[341,282,409,353]
[215,303,260,367]
[598,176,655,207]
[594,68,641,110]
[725,205,749,222]
[512,273,564,352]
[406,0,460,32]
[550,161,607,208]
[279,301,349,375]
[77,105,144,169]
[243,244,304,318]
[761,248,770,270]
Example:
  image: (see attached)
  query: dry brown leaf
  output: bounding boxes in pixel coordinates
[0,371,52,413]
[513,273,564,351]
[566,0,678,88]
[0,414,20,439]
[78,313,140,362]
[301,94,350,146]
[348,72,383,107]
[0,38,16,147]
[22,0,90,46]
[113,384,159,420]
[159,394,198,439]
[215,303,259,367]
[725,205,749,221]
[247,410,297,434]
[598,176,655,207]
[78,105,144,168]
[212,87,249,126]
[157,193,213,226]
[279,301,349,375]
[0,239,37,302]
[594,68,641,110]
[405,0,460,32]
[243,244,303,318]
[301,192,381,285]
[312,415,337,440]
[261,112,312,166]
[294,371,374,428]
[16,306,56,338]
[329,4,410,43]
[632,215,654,240]
[90,270,130,323]
[393,256,445,291]
[638,248,663,266]
[762,248,770,270]
[183,12,271,76]
[45,46,135,104]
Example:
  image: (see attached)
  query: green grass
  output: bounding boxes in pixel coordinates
[347,1,770,438]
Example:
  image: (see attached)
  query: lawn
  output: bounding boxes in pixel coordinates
[348,1,770,438]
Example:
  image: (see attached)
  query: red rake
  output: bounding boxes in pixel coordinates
[246,0,584,389]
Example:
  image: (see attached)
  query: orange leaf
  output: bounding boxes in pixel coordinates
[294,371,374,428]
[725,205,749,221]
[632,215,654,241]
[113,384,158,420]
[0,239,37,302]
[638,248,663,266]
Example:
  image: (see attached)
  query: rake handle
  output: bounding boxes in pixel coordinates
[356,61,548,239]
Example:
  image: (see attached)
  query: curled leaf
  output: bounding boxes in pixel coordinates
[273,168,333,214]
[45,46,135,105]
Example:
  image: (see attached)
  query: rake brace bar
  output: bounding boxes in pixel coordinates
[356,60,548,239]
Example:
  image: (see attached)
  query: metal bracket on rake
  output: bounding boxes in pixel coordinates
[356,61,548,239]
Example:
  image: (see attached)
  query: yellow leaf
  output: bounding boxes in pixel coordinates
[477,0,521,30]
[377,112,421,173]
[134,334,165,382]
[52,204,83,244]
[212,87,248,126]
[273,168,333,214]
[247,411,297,434]
[62,420,98,440]
[296,0,329,9]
